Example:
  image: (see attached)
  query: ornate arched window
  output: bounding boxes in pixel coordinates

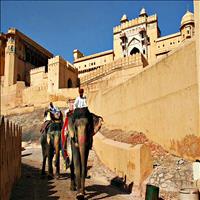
[130,47,140,55]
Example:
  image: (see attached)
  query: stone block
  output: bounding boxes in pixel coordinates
[93,132,153,187]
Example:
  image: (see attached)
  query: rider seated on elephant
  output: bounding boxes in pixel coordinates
[40,103,58,135]
[73,88,94,149]
[61,99,74,168]
[49,102,57,113]
[40,109,51,135]
[40,103,63,178]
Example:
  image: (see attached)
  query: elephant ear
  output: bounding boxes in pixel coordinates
[92,113,103,136]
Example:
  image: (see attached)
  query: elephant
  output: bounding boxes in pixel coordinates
[40,109,63,179]
[67,108,103,199]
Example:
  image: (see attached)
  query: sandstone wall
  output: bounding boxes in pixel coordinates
[81,53,147,93]
[22,84,49,106]
[49,88,79,102]
[88,39,199,160]
[30,66,48,87]
[194,1,200,133]
[22,86,78,106]
[93,132,152,186]
[1,81,25,110]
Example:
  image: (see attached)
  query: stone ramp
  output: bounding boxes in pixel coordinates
[11,159,75,200]
[10,147,136,200]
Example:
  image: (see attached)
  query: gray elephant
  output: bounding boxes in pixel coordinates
[67,109,103,200]
[40,108,63,179]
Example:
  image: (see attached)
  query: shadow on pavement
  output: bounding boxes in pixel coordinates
[10,163,60,200]
[85,182,129,200]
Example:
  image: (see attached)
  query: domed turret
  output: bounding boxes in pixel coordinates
[180,10,195,40]
[120,14,128,24]
[181,10,194,28]
[139,8,148,17]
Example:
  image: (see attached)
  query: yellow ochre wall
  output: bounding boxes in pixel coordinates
[88,39,199,160]
[93,132,153,185]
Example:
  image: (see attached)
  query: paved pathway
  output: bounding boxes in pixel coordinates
[10,145,137,200]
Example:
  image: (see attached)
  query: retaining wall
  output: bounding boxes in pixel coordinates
[89,40,200,160]
[93,132,153,186]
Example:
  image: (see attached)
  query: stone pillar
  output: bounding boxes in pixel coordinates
[194,1,200,135]
[4,37,17,86]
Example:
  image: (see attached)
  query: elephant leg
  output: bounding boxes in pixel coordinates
[47,134,54,178]
[80,145,86,195]
[70,156,76,191]
[40,133,47,175]
[54,134,60,178]
[84,147,90,178]
[42,155,47,175]
[41,146,46,175]
[72,143,81,194]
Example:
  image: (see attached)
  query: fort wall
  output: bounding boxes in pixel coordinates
[48,56,78,93]
[88,39,199,160]
[74,50,114,73]
[113,14,157,34]
[194,1,200,133]
[22,84,49,106]
[30,66,48,87]
[81,53,148,93]
[1,81,25,110]
[48,88,79,102]
[1,84,79,113]
[81,53,147,85]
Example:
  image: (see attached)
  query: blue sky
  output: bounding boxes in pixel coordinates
[1,1,193,63]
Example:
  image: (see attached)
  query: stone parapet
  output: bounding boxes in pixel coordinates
[113,14,157,34]
[93,132,153,186]
[48,55,66,66]
[80,53,147,85]
[74,50,113,63]
[48,55,77,73]
[146,14,157,23]
[30,66,46,74]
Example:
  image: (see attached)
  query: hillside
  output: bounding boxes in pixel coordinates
[6,108,65,142]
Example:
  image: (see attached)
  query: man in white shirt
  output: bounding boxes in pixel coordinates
[74,88,87,109]
[73,88,94,147]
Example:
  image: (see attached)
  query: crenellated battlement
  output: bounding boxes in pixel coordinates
[48,56,77,73]
[66,61,78,73]
[147,14,157,23]
[30,66,46,74]
[48,55,66,65]
[113,14,157,33]
[80,53,147,84]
